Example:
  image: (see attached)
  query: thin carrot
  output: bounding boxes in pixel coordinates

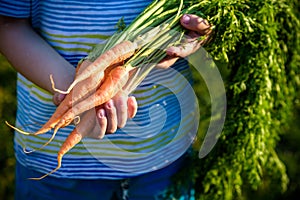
[29,68,138,179]
[5,60,100,136]
[24,63,127,154]
[6,62,130,157]
[53,66,129,133]
[29,94,138,180]
[29,65,129,153]
[35,61,103,135]
[40,64,127,134]
[52,40,137,94]
[29,108,96,180]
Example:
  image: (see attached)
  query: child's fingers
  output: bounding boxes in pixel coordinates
[93,108,107,139]
[156,14,211,69]
[89,93,138,138]
[80,108,106,139]
[180,14,211,35]
[156,55,179,69]
[166,39,201,58]
[53,93,66,106]
[104,100,118,134]
[127,96,138,118]
[112,92,138,127]
[112,92,128,128]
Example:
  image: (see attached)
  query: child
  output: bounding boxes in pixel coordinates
[0,0,210,199]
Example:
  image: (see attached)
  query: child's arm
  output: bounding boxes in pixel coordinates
[0,16,138,135]
[0,16,75,94]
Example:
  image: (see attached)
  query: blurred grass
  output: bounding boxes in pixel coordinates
[0,53,16,200]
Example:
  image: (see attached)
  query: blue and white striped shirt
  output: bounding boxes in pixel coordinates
[1,0,198,179]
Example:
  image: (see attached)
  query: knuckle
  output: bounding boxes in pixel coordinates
[117,102,127,111]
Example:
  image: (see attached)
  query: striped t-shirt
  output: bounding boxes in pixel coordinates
[1,0,198,179]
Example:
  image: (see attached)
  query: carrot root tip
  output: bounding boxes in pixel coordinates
[28,165,61,180]
[5,121,32,135]
[23,128,59,155]
[23,146,37,154]
[28,154,62,180]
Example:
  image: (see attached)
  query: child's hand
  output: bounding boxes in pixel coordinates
[53,89,138,138]
[157,14,212,69]
[53,92,66,106]
[90,92,137,138]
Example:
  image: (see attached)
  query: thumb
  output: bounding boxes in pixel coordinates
[180,14,211,35]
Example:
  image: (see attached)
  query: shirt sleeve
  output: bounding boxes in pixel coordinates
[0,0,31,18]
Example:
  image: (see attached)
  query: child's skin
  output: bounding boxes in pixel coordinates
[0,14,210,138]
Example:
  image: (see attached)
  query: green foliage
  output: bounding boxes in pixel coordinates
[186,0,300,199]
[115,17,127,32]
[0,54,17,200]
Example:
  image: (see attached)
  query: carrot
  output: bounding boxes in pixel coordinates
[38,63,125,134]
[4,60,100,136]
[24,63,128,154]
[52,40,137,94]
[7,59,122,136]
[29,108,96,180]
[29,93,138,180]
[30,66,136,180]
[53,66,129,133]
[6,60,131,157]
[28,65,129,154]
[34,60,103,135]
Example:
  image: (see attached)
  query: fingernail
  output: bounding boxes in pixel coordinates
[106,100,114,109]
[182,14,190,24]
[53,93,64,105]
[98,109,106,118]
[57,93,65,102]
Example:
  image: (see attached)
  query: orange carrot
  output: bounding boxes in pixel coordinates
[53,40,137,94]
[6,41,135,136]
[29,108,96,180]
[26,63,127,153]
[53,66,129,133]
[30,65,129,153]
[6,60,100,136]
[28,66,137,179]
[7,63,130,157]
[29,95,138,180]
[35,61,103,135]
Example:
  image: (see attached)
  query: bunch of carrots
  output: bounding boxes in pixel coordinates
[6,0,213,179]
